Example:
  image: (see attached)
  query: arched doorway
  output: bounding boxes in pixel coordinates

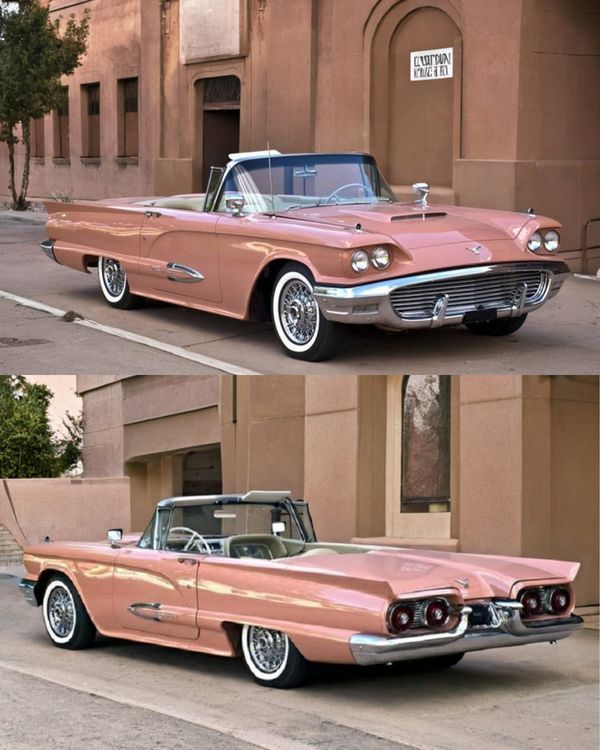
[369,3,462,195]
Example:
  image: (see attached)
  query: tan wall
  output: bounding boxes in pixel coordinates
[0,477,130,545]
[458,375,599,605]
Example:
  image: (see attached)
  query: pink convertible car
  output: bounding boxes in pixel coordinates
[41,151,569,361]
[20,492,581,688]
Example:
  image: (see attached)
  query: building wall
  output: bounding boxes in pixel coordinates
[74,374,599,604]
[0,477,130,545]
[1,0,597,270]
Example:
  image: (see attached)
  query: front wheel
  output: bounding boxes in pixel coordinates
[42,575,96,650]
[271,263,341,361]
[464,313,527,336]
[98,256,139,309]
[241,624,310,688]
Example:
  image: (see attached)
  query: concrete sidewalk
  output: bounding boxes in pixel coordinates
[0,208,47,225]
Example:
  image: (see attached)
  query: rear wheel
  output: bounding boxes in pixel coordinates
[98,256,139,309]
[271,263,341,361]
[465,313,527,336]
[241,624,310,688]
[42,576,96,650]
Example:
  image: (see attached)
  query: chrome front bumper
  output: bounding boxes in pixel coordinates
[313,262,570,330]
[349,601,583,666]
[19,579,38,606]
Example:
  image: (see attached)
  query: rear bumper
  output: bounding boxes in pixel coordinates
[313,262,570,330]
[40,240,57,262]
[349,601,583,666]
[19,579,38,606]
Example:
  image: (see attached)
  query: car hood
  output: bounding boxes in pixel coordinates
[281,548,579,600]
[279,203,534,251]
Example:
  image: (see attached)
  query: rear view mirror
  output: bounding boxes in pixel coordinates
[272,522,286,535]
[107,528,123,544]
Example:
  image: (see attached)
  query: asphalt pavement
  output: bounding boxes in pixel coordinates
[0,218,599,374]
[0,575,598,750]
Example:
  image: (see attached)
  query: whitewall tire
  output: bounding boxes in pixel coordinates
[42,576,96,650]
[241,624,310,688]
[98,256,139,309]
[271,263,341,361]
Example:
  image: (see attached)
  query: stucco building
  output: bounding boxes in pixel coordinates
[73,374,599,605]
[1,0,598,272]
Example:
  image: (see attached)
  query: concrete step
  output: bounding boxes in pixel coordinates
[0,525,23,564]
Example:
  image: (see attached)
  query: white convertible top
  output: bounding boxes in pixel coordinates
[158,490,292,508]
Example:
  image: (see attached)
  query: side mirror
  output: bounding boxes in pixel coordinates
[272,521,286,536]
[225,193,245,216]
[412,182,430,207]
[108,528,123,546]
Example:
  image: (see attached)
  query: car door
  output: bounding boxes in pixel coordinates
[138,208,222,303]
[112,546,202,640]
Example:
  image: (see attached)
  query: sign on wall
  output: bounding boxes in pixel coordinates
[180,0,242,62]
[410,47,453,81]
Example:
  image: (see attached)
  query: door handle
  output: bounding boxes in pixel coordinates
[166,263,204,283]
[177,557,198,565]
[145,210,161,218]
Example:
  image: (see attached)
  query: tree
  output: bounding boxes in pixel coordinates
[0,0,89,210]
[0,375,83,478]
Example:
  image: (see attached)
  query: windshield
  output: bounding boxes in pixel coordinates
[138,501,315,551]
[215,153,396,214]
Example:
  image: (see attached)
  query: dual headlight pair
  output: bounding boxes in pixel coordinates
[351,245,391,273]
[528,229,560,254]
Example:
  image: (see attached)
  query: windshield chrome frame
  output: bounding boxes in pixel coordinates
[141,496,314,550]
[206,152,392,215]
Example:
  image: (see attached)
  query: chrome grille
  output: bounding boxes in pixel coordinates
[390,269,548,319]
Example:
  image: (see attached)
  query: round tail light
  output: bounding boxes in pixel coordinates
[389,604,414,632]
[521,590,542,617]
[425,599,449,628]
[550,587,570,614]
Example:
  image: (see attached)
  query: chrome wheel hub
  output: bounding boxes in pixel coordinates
[103,259,126,296]
[248,627,287,674]
[48,587,74,638]
[280,279,318,345]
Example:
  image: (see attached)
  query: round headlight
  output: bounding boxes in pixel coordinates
[543,230,560,253]
[527,232,543,253]
[371,246,391,269]
[351,249,370,273]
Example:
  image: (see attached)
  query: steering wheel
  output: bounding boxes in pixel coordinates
[325,183,370,204]
[168,526,211,554]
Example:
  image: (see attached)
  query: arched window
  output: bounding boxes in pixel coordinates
[401,375,451,513]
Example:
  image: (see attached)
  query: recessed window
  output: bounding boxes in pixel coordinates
[117,77,139,157]
[31,117,45,158]
[54,87,70,158]
[401,375,451,513]
[82,83,100,158]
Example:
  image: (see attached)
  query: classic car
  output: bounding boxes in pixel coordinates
[40,151,570,361]
[20,491,581,688]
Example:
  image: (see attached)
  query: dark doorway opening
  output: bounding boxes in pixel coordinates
[202,110,240,189]
[182,444,222,496]
[201,76,241,189]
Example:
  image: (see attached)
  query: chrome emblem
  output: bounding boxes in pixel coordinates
[455,578,470,589]
[467,245,482,256]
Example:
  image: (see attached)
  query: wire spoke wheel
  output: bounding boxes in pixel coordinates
[102,258,126,298]
[248,626,288,674]
[279,279,318,345]
[47,586,75,638]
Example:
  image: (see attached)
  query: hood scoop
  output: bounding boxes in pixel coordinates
[391,212,448,221]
